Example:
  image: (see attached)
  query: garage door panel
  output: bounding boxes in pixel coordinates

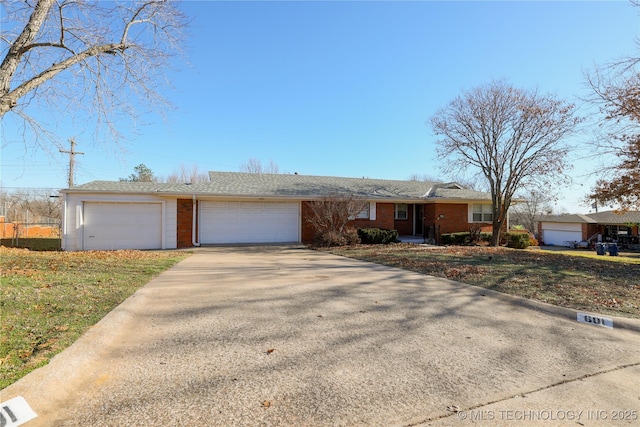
[200,201,299,244]
[543,223,582,232]
[542,229,582,247]
[84,202,162,250]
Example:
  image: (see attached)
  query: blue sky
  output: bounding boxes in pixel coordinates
[1,0,639,213]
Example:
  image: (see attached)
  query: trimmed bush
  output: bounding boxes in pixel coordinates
[441,232,470,245]
[1,238,61,251]
[357,228,399,244]
[314,228,360,247]
[480,232,493,243]
[439,231,530,248]
[505,232,530,249]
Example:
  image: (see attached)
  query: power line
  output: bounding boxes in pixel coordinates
[59,138,84,188]
[0,187,60,190]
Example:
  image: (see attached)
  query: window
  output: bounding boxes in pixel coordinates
[472,204,493,222]
[355,204,370,219]
[395,204,408,220]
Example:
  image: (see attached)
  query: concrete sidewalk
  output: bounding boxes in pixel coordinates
[2,245,639,426]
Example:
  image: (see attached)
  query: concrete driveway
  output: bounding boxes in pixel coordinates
[2,245,639,426]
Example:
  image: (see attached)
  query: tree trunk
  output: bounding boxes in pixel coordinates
[491,220,503,246]
[0,0,55,115]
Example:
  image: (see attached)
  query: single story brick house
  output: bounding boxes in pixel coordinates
[538,211,640,248]
[60,171,497,251]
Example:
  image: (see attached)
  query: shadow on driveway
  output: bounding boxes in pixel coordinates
[4,245,640,426]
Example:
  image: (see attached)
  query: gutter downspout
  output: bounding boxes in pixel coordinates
[62,193,67,250]
[192,194,201,247]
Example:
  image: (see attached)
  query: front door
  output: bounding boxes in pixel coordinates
[414,205,424,236]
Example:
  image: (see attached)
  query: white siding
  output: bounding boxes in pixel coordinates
[62,194,177,251]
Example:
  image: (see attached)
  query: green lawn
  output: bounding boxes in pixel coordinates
[533,247,640,263]
[0,247,189,389]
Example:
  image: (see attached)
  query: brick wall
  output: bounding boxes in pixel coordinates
[301,202,395,243]
[351,203,395,231]
[182,200,493,244]
[177,199,194,248]
[584,223,599,241]
[431,203,474,234]
[300,202,314,242]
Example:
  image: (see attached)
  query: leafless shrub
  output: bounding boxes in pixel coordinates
[306,194,368,247]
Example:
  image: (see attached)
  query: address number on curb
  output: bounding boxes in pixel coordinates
[577,313,613,329]
[0,396,37,427]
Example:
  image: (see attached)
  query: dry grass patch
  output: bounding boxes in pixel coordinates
[0,247,189,389]
[325,244,640,320]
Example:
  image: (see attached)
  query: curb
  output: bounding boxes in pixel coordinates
[450,278,640,334]
[330,251,640,334]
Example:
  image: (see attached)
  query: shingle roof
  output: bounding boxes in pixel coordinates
[539,214,597,224]
[64,171,493,202]
[67,181,190,193]
[203,172,434,199]
[586,210,640,224]
[541,211,640,225]
[428,185,494,200]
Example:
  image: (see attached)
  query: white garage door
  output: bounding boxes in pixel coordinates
[541,224,582,247]
[200,201,299,244]
[83,202,162,250]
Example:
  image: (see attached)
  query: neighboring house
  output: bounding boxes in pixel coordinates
[60,171,497,251]
[538,211,640,248]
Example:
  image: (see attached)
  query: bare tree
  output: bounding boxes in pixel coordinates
[585,21,640,210]
[0,188,60,223]
[510,190,553,234]
[588,140,640,210]
[0,189,24,221]
[239,158,280,174]
[0,0,186,151]
[305,194,368,247]
[163,164,210,183]
[431,80,582,246]
[22,191,61,223]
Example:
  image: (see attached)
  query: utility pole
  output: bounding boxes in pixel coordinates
[59,138,84,188]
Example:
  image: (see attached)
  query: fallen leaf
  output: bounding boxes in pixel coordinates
[447,405,460,412]
[261,400,271,408]
[266,348,275,355]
